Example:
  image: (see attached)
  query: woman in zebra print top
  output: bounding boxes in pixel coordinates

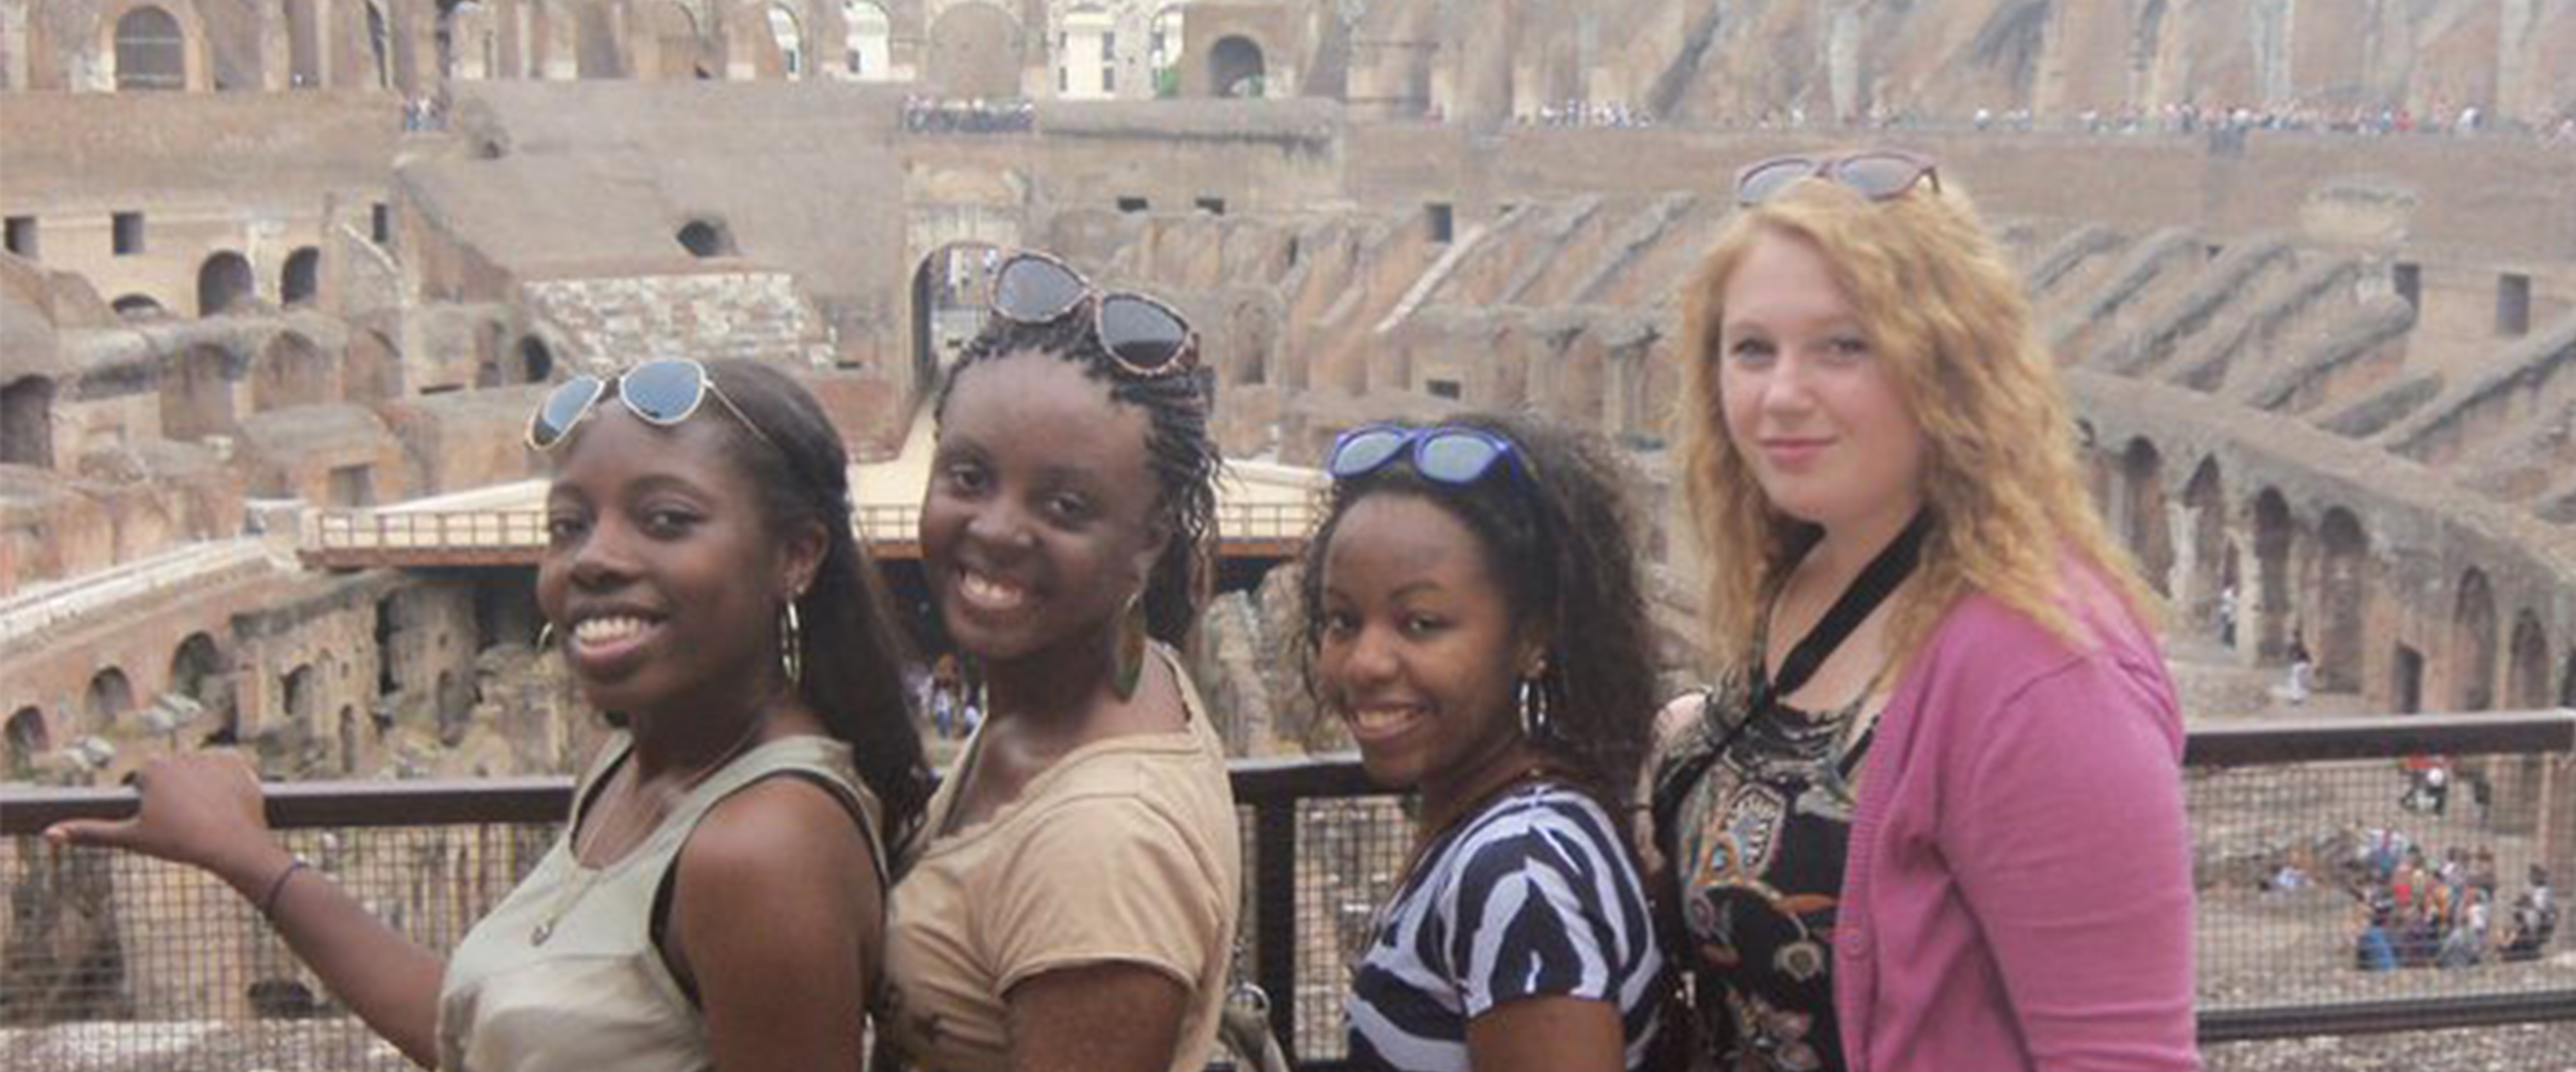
[1296,413,1667,1072]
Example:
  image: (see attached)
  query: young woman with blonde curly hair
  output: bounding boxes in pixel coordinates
[1647,151,2199,1071]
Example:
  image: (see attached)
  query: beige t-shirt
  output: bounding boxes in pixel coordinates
[878,650,1242,1072]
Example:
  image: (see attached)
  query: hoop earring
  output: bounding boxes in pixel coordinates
[780,600,805,686]
[536,621,557,651]
[1516,672,1553,741]
[1111,593,1147,701]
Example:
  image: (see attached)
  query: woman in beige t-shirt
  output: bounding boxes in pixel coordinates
[882,254,1242,1072]
[48,360,932,1072]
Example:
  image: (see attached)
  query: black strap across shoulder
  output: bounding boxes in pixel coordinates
[1650,511,1930,866]
[1746,510,1932,719]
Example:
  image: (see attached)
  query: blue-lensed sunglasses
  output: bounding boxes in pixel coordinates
[1326,424,1529,489]
[525,358,779,454]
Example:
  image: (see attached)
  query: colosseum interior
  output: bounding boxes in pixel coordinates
[5,0,2576,1065]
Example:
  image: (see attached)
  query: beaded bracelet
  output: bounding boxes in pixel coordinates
[258,858,309,919]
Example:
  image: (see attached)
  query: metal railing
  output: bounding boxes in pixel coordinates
[300,499,1320,568]
[4,713,2572,1070]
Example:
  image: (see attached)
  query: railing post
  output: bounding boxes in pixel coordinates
[1255,795,1301,1061]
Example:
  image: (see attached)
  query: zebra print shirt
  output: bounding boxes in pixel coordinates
[1347,783,1664,1071]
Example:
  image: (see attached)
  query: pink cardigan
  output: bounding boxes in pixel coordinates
[1834,569,2201,1071]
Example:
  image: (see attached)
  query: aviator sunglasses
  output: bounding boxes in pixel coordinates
[525,357,780,453]
[1327,424,1531,490]
[989,251,1201,378]
[1735,149,1940,207]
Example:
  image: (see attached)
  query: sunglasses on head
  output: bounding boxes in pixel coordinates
[1327,424,1529,491]
[525,357,780,454]
[1735,150,1940,207]
[989,251,1201,378]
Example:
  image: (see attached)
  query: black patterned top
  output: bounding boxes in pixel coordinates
[1663,666,1871,1072]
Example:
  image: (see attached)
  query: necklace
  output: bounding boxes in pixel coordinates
[530,706,775,945]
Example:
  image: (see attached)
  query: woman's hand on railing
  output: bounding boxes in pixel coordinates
[44,751,292,898]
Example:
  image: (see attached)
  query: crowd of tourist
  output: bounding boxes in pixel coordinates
[2341,830,2559,972]
[900,95,1036,134]
[1514,98,1656,128]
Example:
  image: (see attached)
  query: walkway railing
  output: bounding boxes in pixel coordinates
[301,499,1319,568]
[4,713,2571,1070]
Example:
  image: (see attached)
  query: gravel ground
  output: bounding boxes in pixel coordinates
[2207,1021,2576,1071]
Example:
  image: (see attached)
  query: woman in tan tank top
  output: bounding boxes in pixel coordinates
[877,253,1243,1072]
[47,358,932,1072]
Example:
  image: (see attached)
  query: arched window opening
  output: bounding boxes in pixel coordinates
[86,668,136,730]
[768,5,804,76]
[1210,35,1263,98]
[1,376,56,468]
[677,218,736,258]
[520,336,555,382]
[5,707,48,761]
[197,251,254,316]
[843,0,890,77]
[114,7,187,91]
[282,247,321,306]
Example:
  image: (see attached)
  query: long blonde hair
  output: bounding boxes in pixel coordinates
[1673,169,2158,671]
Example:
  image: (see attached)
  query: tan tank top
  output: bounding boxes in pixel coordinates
[437,734,885,1072]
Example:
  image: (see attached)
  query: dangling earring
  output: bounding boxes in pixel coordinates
[1516,670,1554,741]
[1111,592,1147,701]
[779,599,805,686]
[536,621,557,651]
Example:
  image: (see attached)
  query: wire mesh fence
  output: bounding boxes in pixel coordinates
[2,823,555,1071]
[2,715,2571,1072]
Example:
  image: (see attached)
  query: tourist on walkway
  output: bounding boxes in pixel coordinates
[50,358,931,1072]
[877,251,1241,1072]
[1649,149,2199,1070]
[1300,414,1666,1071]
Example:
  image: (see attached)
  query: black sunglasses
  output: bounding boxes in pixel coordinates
[989,251,1200,378]
[1327,424,1530,490]
[525,358,779,453]
[1735,150,1940,207]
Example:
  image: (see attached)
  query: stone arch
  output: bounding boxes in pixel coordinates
[2119,438,2173,596]
[2181,456,2226,619]
[1209,34,1262,97]
[283,662,320,726]
[86,667,135,731]
[4,707,48,761]
[281,247,321,306]
[843,0,892,77]
[767,3,805,77]
[519,335,555,382]
[911,241,1003,391]
[252,332,332,411]
[196,250,254,316]
[2314,507,2366,693]
[1,375,57,468]
[345,328,402,402]
[2452,568,2497,711]
[1149,3,1184,74]
[633,0,705,79]
[170,631,234,734]
[927,1,1021,98]
[2509,609,2549,709]
[112,294,167,319]
[2251,487,2294,660]
[160,341,239,442]
[109,4,189,91]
